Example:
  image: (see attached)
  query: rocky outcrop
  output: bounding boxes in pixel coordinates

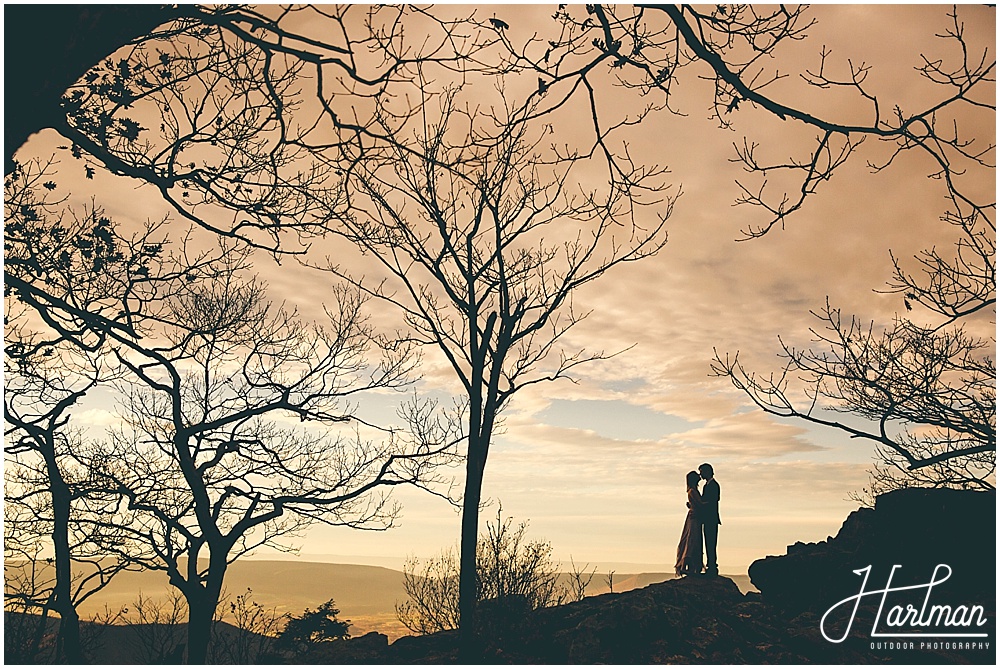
[512,576,800,663]
[749,488,996,615]
[748,488,995,663]
[371,576,817,664]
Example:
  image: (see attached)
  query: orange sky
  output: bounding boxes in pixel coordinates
[11,3,995,573]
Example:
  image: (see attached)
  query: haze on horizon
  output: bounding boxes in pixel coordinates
[9,3,995,579]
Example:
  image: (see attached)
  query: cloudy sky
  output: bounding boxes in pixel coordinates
[16,3,994,574]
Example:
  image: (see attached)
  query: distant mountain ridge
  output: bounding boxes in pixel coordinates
[243,553,746,575]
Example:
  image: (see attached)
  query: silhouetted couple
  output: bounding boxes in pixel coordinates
[674,463,721,577]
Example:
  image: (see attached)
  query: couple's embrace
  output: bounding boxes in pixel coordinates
[674,463,721,577]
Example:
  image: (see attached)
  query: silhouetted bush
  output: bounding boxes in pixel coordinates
[275,599,350,655]
[396,510,594,637]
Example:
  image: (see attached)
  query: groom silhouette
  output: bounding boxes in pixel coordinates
[698,463,721,576]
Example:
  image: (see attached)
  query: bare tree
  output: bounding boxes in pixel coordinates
[557,4,1000,492]
[396,551,461,636]
[201,13,989,636]
[5,158,448,663]
[315,80,672,655]
[3,435,139,664]
[713,197,995,489]
[565,558,598,603]
[82,254,449,663]
[707,31,994,485]
[713,307,994,486]
[4,339,95,663]
[4,160,165,662]
[119,589,190,664]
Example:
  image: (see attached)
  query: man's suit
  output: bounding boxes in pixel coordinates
[700,477,721,575]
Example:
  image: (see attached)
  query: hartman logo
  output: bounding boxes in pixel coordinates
[820,564,990,644]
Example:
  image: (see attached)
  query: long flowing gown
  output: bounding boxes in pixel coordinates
[674,487,704,576]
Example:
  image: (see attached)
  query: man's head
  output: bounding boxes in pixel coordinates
[698,463,714,480]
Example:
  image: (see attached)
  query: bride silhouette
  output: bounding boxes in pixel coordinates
[674,470,704,576]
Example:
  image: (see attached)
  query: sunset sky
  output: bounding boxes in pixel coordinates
[12,3,995,575]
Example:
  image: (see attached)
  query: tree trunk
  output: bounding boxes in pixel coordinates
[56,607,82,664]
[459,308,496,660]
[185,590,218,665]
[185,557,226,666]
[46,453,84,663]
[458,441,485,662]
